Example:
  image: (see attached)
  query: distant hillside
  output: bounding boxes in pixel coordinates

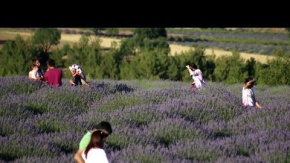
[1,28,287,63]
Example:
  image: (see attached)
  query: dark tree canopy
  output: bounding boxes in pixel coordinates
[133,28,167,39]
[32,28,61,53]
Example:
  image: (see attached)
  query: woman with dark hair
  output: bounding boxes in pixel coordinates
[81,130,109,163]
[186,63,206,91]
[242,77,262,108]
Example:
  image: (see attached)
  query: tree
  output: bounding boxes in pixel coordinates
[133,28,170,55]
[0,35,38,76]
[32,28,61,53]
[134,28,167,39]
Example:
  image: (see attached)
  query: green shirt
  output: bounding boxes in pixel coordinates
[79,131,92,150]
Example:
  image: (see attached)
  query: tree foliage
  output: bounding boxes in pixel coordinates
[0,35,38,76]
[119,28,170,56]
[133,28,167,39]
[2,28,290,86]
[32,28,61,53]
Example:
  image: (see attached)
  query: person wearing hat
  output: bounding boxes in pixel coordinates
[74,121,113,163]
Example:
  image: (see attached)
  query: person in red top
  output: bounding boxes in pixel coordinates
[44,59,63,86]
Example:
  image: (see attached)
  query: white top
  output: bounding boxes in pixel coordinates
[29,69,38,79]
[81,148,109,163]
[242,87,255,107]
[69,64,83,74]
[189,69,205,89]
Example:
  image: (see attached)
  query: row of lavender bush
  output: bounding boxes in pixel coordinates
[167,29,290,41]
[0,76,289,163]
[167,29,290,55]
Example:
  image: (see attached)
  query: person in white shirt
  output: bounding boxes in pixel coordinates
[81,130,109,163]
[29,59,44,81]
[242,77,262,108]
[29,64,39,80]
[186,63,206,90]
[69,64,89,86]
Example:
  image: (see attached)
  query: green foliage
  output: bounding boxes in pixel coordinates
[0,35,38,76]
[99,52,119,79]
[166,57,182,80]
[130,51,166,80]
[134,28,167,39]
[32,28,61,53]
[120,28,170,55]
[257,56,290,85]
[2,28,290,86]
[244,57,256,77]
[119,60,136,79]
[141,37,170,55]
[50,43,70,68]
[119,38,137,56]
[213,50,247,83]
[65,36,102,79]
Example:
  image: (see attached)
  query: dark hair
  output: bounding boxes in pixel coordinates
[47,59,56,67]
[31,58,38,67]
[190,63,197,69]
[32,58,37,63]
[84,130,106,159]
[95,121,113,135]
[244,77,254,84]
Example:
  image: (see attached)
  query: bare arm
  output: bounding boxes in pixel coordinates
[244,79,256,89]
[255,101,262,109]
[186,65,194,74]
[74,149,85,163]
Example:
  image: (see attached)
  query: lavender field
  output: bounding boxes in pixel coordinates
[0,76,290,163]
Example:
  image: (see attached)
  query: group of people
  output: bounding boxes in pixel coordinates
[186,63,262,109]
[27,60,262,162]
[29,58,111,162]
[28,58,88,87]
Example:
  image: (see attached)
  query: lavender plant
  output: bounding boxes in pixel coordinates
[0,75,289,163]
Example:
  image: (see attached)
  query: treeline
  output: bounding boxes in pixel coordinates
[0,28,290,86]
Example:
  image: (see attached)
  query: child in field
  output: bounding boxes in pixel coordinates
[242,77,262,108]
[69,64,89,86]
